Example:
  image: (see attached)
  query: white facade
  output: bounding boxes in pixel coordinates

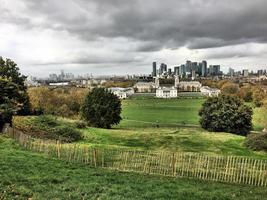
[200,86,221,97]
[134,82,156,93]
[109,87,134,99]
[178,81,202,92]
[156,87,178,98]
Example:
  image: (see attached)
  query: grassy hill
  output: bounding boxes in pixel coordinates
[1,136,266,200]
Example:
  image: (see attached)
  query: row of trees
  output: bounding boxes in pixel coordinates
[28,87,88,117]
[202,79,266,107]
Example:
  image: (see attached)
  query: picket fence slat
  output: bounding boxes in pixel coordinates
[5,127,267,187]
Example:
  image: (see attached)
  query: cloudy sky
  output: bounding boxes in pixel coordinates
[1,0,267,77]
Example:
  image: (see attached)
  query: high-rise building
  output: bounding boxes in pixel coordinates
[152,62,157,77]
[168,68,172,75]
[209,65,221,76]
[258,70,263,76]
[180,65,186,76]
[160,63,167,75]
[174,66,179,75]
[201,61,207,77]
[191,62,198,72]
[243,69,249,77]
[229,68,235,77]
[186,60,192,73]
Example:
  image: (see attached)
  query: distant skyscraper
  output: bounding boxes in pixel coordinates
[152,62,157,77]
[229,68,235,77]
[201,61,207,77]
[160,63,167,75]
[168,68,172,75]
[209,65,220,76]
[258,69,263,76]
[174,66,179,75]
[192,70,196,80]
[186,60,192,73]
[181,65,186,76]
[243,69,249,77]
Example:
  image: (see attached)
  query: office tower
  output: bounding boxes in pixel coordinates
[201,60,207,77]
[229,68,235,77]
[160,63,167,75]
[181,65,186,76]
[243,69,249,77]
[192,70,196,80]
[191,62,198,72]
[174,66,179,75]
[186,60,192,73]
[209,65,220,76]
[258,70,263,75]
[168,68,172,75]
[152,62,157,77]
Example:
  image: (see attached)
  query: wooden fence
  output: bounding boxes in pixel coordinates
[5,127,267,187]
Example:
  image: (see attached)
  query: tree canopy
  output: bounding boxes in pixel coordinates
[199,95,253,136]
[81,88,122,129]
[0,57,30,130]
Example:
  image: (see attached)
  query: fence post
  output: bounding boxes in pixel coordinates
[172,153,176,176]
[93,148,97,167]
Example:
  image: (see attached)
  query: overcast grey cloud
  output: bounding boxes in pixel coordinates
[0,0,267,76]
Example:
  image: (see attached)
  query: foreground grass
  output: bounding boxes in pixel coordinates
[0,136,267,200]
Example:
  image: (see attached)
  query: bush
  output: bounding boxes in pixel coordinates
[75,121,87,129]
[199,95,253,136]
[13,116,82,143]
[0,113,4,132]
[245,132,267,151]
[81,88,122,129]
[51,126,82,142]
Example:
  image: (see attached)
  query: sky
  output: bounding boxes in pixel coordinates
[1,0,267,77]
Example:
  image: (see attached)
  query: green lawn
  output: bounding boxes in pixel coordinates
[118,98,204,128]
[118,98,267,130]
[1,136,266,200]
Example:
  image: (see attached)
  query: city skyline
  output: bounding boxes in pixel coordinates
[1,0,267,77]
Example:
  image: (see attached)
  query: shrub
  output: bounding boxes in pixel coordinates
[245,132,267,151]
[75,121,87,129]
[51,126,82,142]
[0,113,4,132]
[81,88,122,129]
[199,95,253,136]
[36,115,58,127]
[13,116,82,143]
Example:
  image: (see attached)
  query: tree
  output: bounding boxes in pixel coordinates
[0,57,30,130]
[252,87,265,107]
[238,86,253,102]
[81,88,122,128]
[199,95,253,136]
[221,83,239,96]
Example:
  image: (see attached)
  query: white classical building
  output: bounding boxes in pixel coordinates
[155,76,203,98]
[156,87,178,98]
[200,86,221,97]
[109,87,134,99]
[134,82,157,93]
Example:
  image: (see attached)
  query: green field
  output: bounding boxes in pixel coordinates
[118,98,204,128]
[1,136,267,200]
[117,98,267,131]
